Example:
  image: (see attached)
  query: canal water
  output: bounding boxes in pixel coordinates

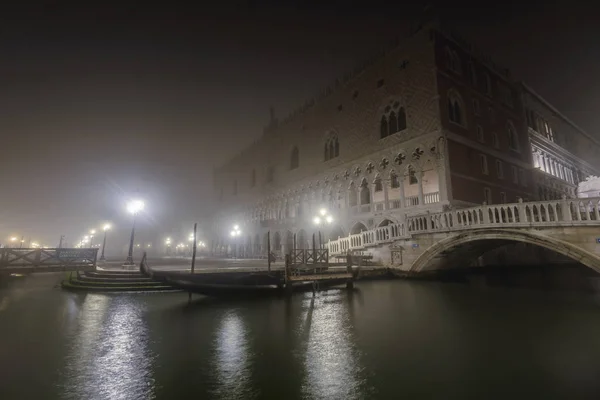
[2,273,600,399]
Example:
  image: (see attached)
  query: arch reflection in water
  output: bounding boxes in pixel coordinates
[299,291,368,400]
[212,310,254,399]
[62,295,156,400]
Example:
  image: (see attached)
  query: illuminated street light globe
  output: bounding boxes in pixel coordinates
[103,224,111,231]
[127,199,145,214]
[313,208,333,226]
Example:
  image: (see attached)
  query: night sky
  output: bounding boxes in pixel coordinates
[0,1,598,249]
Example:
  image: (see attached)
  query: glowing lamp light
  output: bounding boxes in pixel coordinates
[127,199,145,214]
[313,216,321,225]
[325,215,333,224]
[319,208,327,216]
[103,224,111,231]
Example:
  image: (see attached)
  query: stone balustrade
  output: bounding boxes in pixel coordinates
[327,197,600,256]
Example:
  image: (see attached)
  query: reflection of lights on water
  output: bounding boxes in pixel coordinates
[62,295,156,399]
[213,311,252,398]
[300,291,365,399]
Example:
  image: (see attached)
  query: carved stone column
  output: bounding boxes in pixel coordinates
[417,169,424,206]
[436,156,448,203]
[383,178,390,210]
[398,173,406,208]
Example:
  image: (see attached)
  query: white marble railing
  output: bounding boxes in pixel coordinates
[405,195,419,207]
[424,192,440,205]
[327,197,600,256]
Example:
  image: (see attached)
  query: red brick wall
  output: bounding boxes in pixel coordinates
[448,139,534,204]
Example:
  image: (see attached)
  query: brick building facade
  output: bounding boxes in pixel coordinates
[210,20,600,257]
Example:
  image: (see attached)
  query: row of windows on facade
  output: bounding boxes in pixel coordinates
[479,153,527,187]
[448,90,520,151]
[532,150,578,185]
[445,47,514,108]
[525,108,561,145]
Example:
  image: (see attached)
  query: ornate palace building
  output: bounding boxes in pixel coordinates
[210,19,600,258]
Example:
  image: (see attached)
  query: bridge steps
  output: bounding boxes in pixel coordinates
[61,270,180,292]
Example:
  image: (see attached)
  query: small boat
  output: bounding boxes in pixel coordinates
[140,256,355,297]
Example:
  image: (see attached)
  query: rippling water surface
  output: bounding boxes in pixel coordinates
[2,273,600,399]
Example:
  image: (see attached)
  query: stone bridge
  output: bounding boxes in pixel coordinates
[327,197,600,274]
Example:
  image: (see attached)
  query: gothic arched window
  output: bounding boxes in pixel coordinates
[448,89,466,127]
[380,101,407,139]
[290,146,299,170]
[507,121,519,151]
[324,133,339,161]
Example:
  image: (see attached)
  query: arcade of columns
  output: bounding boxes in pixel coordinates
[213,137,448,256]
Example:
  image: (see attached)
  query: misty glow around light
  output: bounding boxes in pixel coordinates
[90,229,96,235]
[10,237,17,241]
[127,199,145,214]
[103,224,111,231]
[230,225,241,237]
[314,209,333,225]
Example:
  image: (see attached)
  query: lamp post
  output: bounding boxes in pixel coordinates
[89,229,96,248]
[230,224,241,258]
[165,238,172,256]
[124,199,145,266]
[100,224,111,261]
[313,208,334,250]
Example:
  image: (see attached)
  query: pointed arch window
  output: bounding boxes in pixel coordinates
[290,146,299,169]
[348,182,358,207]
[390,171,400,188]
[483,73,492,96]
[374,176,383,192]
[408,166,418,185]
[447,89,466,127]
[444,46,461,74]
[507,121,519,151]
[380,101,407,139]
[324,133,340,161]
[360,179,371,205]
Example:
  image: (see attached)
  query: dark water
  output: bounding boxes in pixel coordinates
[2,274,600,399]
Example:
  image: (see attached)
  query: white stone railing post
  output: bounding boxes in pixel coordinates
[561,195,572,222]
[482,202,490,224]
[516,197,526,224]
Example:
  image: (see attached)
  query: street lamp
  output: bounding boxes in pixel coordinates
[313,208,334,250]
[99,224,111,261]
[165,238,172,256]
[89,229,96,248]
[124,199,145,266]
[230,225,241,258]
[10,237,17,248]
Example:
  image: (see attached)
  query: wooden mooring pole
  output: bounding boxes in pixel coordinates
[346,250,354,290]
[189,223,198,302]
[267,231,271,272]
[285,254,293,295]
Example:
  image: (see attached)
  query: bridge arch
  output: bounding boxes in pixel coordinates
[410,228,600,274]
[350,221,368,235]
